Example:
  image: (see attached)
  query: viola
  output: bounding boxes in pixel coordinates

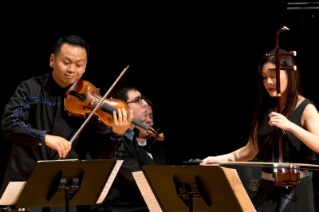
[64,79,164,142]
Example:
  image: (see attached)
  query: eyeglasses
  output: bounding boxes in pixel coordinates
[127,96,145,105]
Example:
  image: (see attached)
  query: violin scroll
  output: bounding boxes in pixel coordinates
[147,127,165,142]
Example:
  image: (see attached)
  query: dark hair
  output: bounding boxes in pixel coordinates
[144,95,154,117]
[249,48,302,147]
[143,95,154,107]
[109,85,139,103]
[53,35,89,61]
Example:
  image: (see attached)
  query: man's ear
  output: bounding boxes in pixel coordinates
[49,53,55,67]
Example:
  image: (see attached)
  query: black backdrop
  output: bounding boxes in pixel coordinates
[0,2,318,180]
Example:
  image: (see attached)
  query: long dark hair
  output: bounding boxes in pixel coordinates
[249,49,302,147]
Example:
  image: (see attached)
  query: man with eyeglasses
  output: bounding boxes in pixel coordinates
[89,86,169,212]
[135,96,169,164]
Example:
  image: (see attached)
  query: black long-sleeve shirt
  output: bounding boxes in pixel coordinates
[0,73,118,199]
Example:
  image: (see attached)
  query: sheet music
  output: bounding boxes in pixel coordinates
[96,160,123,204]
[0,182,26,205]
[132,171,162,212]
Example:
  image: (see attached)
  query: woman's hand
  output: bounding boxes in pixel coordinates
[200,156,224,166]
[269,111,292,130]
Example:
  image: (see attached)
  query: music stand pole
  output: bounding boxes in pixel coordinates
[189,195,193,212]
[65,189,69,212]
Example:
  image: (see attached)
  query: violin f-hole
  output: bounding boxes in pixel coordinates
[69,91,87,101]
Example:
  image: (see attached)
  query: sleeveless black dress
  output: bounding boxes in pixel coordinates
[253,99,315,212]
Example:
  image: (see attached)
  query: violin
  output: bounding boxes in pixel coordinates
[64,79,164,142]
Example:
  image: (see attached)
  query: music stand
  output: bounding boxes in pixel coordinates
[138,165,256,212]
[2,159,118,211]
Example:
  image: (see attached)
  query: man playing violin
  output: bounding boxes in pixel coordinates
[0,35,127,212]
[89,87,169,212]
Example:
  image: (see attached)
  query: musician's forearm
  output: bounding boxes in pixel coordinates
[220,141,258,162]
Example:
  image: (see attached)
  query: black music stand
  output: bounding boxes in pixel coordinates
[2,159,118,211]
[140,165,256,212]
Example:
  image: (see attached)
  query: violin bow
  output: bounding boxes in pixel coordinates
[69,65,129,144]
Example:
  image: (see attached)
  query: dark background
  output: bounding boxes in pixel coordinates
[0,2,318,175]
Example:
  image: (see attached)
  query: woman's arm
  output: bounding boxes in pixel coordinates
[269,104,319,153]
[200,139,259,165]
